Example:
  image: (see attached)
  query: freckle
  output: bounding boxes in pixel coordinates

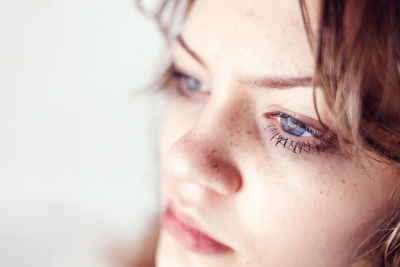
[340,196,344,200]
[229,142,233,146]
[289,18,298,28]
[236,130,240,134]
[212,163,220,172]
[244,11,255,18]
[234,112,241,119]
[341,179,346,184]
[246,131,252,135]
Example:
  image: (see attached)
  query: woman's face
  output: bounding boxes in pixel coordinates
[156,0,398,266]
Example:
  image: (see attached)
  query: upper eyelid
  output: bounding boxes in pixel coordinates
[171,62,209,85]
[275,113,317,132]
[265,105,327,133]
[171,69,202,85]
[267,112,326,140]
[273,113,317,132]
[170,68,211,97]
[270,113,339,152]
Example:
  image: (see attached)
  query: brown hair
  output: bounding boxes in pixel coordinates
[137,0,400,265]
[311,0,400,164]
[309,1,400,266]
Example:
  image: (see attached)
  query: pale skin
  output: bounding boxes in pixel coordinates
[155,0,399,266]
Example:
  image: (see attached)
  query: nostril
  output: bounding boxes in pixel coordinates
[208,160,242,195]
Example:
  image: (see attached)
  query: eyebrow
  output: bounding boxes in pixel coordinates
[176,35,207,68]
[238,76,313,89]
[176,34,313,89]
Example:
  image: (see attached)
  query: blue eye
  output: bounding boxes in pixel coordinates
[266,112,333,154]
[184,76,204,92]
[171,70,208,95]
[279,116,313,137]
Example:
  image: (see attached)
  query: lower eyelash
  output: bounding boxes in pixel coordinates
[265,125,329,154]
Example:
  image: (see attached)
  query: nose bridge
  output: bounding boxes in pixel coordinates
[167,96,249,195]
[198,91,253,140]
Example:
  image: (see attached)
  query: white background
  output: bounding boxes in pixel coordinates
[0,0,165,266]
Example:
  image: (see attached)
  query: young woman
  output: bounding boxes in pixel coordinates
[133,0,400,266]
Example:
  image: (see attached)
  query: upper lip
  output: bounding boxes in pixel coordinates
[166,200,231,249]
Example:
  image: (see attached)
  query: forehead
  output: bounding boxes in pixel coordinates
[181,0,318,78]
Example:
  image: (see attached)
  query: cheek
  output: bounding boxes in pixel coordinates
[158,94,398,266]
[233,157,396,265]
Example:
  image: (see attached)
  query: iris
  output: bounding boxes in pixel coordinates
[184,76,203,92]
[280,116,307,137]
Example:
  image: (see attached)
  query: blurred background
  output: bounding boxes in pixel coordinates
[0,0,165,266]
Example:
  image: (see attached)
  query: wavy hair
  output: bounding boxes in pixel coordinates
[137,0,400,265]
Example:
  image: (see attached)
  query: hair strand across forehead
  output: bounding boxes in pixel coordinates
[303,0,400,166]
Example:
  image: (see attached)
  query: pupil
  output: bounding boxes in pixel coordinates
[281,117,306,136]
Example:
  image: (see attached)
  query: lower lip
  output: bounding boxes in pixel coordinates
[162,204,231,254]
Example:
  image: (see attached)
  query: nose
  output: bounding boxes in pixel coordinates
[167,129,242,195]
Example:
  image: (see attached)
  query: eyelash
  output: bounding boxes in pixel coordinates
[265,113,334,154]
[167,67,335,155]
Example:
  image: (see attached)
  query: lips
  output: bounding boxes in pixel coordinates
[162,202,231,254]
